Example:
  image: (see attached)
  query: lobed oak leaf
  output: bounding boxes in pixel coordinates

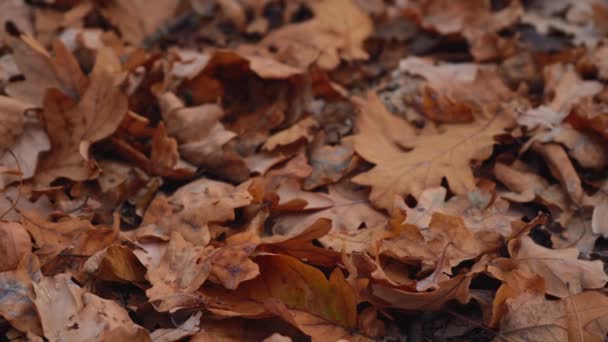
[243,0,372,70]
[235,254,361,340]
[509,235,608,298]
[6,34,87,107]
[157,92,238,172]
[33,274,150,341]
[35,47,128,186]
[100,0,180,46]
[145,231,211,312]
[0,96,50,188]
[498,290,608,342]
[352,92,514,209]
[21,211,117,264]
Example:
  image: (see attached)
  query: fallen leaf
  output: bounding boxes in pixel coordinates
[264,117,317,151]
[499,290,608,342]
[150,311,201,342]
[35,47,128,186]
[33,273,150,341]
[100,0,180,45]
[0,221,32,272]
[509,235,608,298]
[6,34,87,106]
[84,245,147,284]
[352,92,514,208]
[145,231,211,312]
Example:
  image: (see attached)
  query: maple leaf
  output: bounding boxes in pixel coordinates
[35,47,128,186]
[352,92,514,209]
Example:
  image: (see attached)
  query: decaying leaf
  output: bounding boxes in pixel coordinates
[509,235,608,298]
[353,92,514,208]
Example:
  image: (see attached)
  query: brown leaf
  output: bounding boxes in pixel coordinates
[100,0,180,45]
[0,258,42,335]
[21,211,117,264]
[157,92,237,170]
[84,245,147,284]
[145,231,211,311]
[6,35,87,106]
[243,0,373,70]
[208,243,259,290]
[264,117,318,151]
[150,311,201,342]
[0,97,50,188]
[499,291,608,342]
[371,274,473,311]
[33,274,150,341]
[0,221,32,272]
[35,47,128,186]
[532,142,584,203]
[509,235,608,298]
[352,92,514,208]
[0,95,26,151]
[235,254,361,339]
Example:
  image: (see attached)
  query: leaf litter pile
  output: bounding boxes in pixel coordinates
[3,0,608,341]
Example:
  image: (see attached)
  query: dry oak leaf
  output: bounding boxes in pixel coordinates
[0,262,42,335]
[33,274,150,341]
[21,211,117,264]
[0,221,32,272]
[498,290,608,342]
[304,142,355,190]
[352,93,514,209]
[371,273,473,312]
[244,0,372,70]
[381,212,502,270]
[150,311,202,342]
[145,231,211,312]
[6,35,87,107]
[404,0,522,61]
[402,186,520,237]
[147,177,252,245]
[100,0,181,45]
[509,235,608,298]
[157,92,237,168]
[264,117,318,151]
[83,245,147,284]
[0,95,25,151]
[0,96,50,188]
[35,47,128,186]
[519,63,602,132]
[235,254,362,341]
[207,242,259,291]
